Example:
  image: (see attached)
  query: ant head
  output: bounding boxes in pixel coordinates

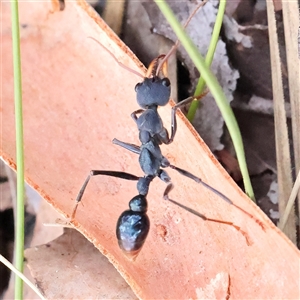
[135,77,171,108]
[135,55,171,109]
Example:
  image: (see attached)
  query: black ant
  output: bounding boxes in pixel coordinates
[71,3,263,260]
[71,54,237,259]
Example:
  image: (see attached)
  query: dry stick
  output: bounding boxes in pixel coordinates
[266,0,296,243]
[0,254,46,300]
[278,171,300,231]
[281,0,300,226]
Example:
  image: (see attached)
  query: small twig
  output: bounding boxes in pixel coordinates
[278,171,300,231]
[238,24,268,31]
[0,254,46,300]
[231,96,291,118]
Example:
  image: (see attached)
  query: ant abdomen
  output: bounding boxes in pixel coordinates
[116,195,150,259]
[116,211,150,259]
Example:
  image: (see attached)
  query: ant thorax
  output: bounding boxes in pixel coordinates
[139,135,164,177]
[136,107,165,138]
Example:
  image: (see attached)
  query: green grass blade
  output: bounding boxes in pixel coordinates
[187,0,226,121]
[154,0,255,201]
[11,0,25,298]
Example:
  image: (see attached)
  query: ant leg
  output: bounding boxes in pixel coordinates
[163,182,226,222]
[131,109,145,124]
[71,170,140,219]
[157,169,228,220]
[168,164,232,204]
[162,182,206,220]
[160,176,252,245]
[113,138,141,155]
[166,91,209,144]
[168,164,266,230]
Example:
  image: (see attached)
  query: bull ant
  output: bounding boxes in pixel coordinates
[71,4,263,259]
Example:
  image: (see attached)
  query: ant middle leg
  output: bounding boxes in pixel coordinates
[112,137,233,208]
[112,138,141,154]
[168,164,232,205]
[112,136,263,231]
[157,168,230,215]
[167,164,266,231]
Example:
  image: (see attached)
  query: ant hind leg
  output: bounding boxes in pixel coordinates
[168,164,266,231]
[71,170,140,220]
[158,169,253,245]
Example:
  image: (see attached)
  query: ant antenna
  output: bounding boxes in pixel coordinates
[88,36,144,79]
[89,0,207,80]
[155,0,208,76]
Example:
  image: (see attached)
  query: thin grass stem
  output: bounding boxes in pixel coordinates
[154,0,255,201]
[187,0,226,121]
[11,0,25,297]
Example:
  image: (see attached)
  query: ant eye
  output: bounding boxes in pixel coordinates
[162,78,170,87]
[135,82,142,92]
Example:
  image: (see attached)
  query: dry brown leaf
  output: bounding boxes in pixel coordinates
[25,229,137,299]
[1,0,299,298]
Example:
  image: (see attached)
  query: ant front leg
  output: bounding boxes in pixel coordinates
[71,170,140,219]
[131,109,145,124]
[167,91,209,144]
